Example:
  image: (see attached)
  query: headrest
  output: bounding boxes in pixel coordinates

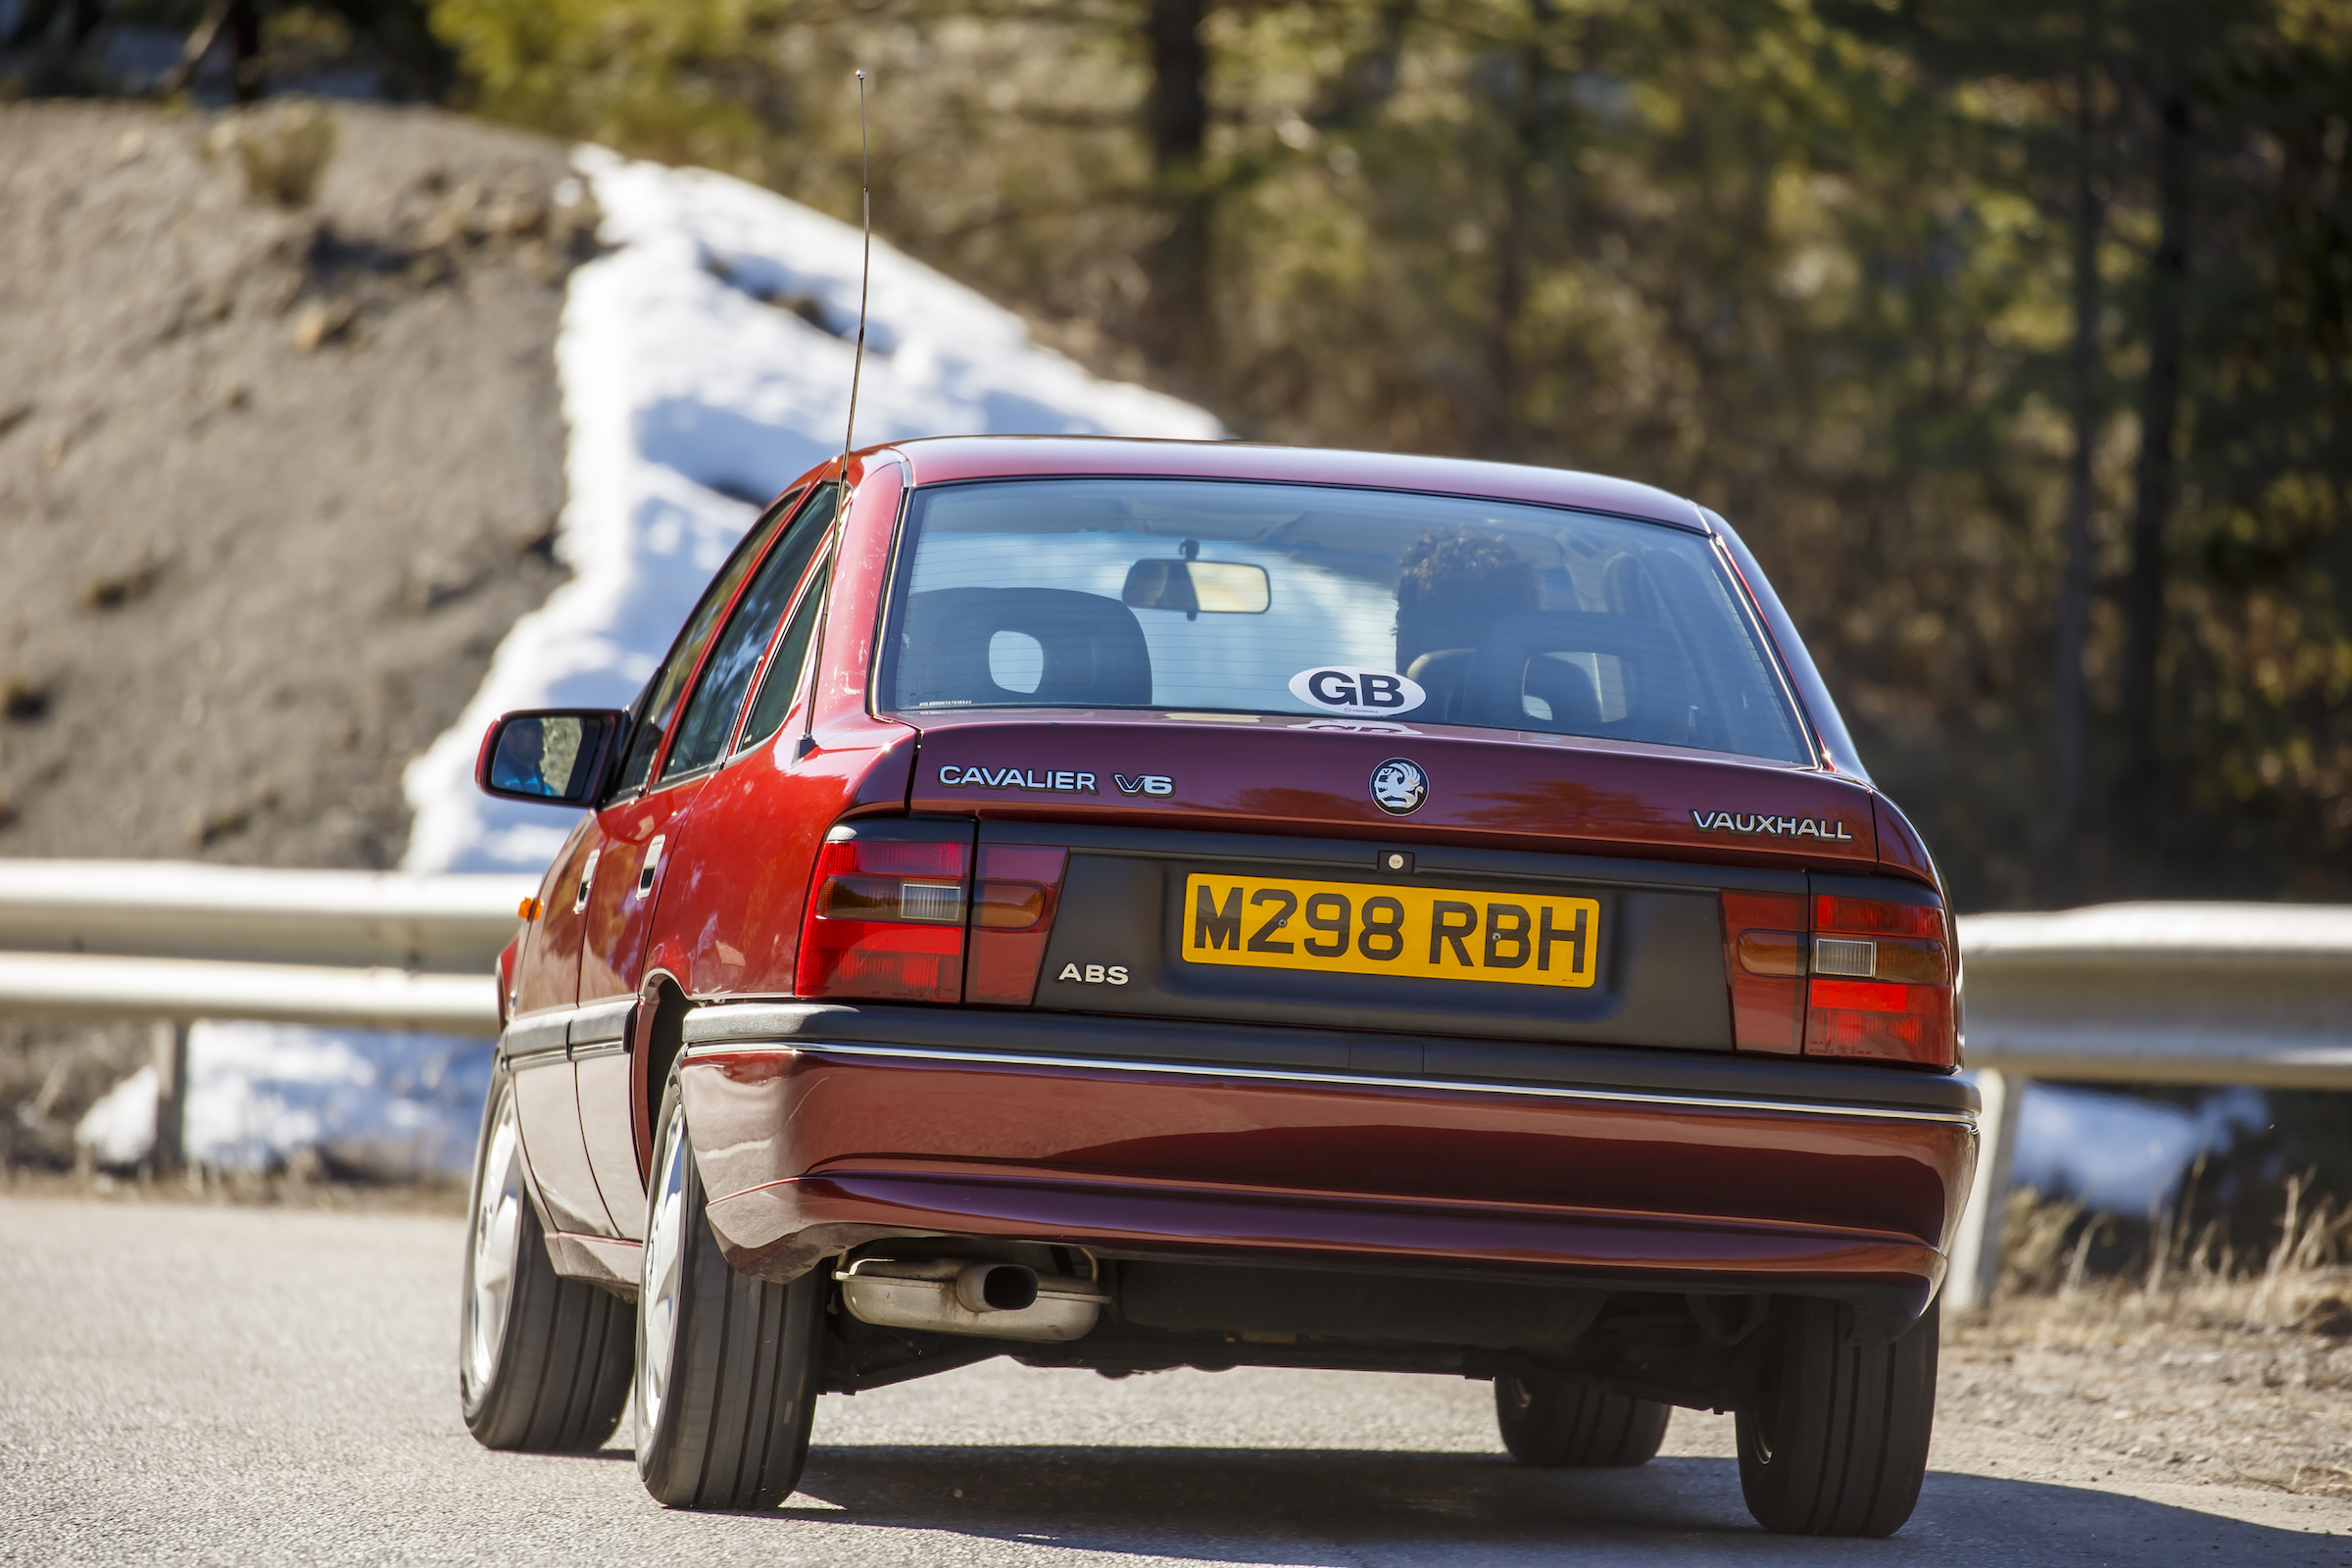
[898,587,1154,709]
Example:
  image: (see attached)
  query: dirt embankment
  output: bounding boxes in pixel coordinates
[0,100,578,1156]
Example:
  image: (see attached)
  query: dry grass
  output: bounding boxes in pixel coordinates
[1942,1181,2352,1496]
[202,101,338,209]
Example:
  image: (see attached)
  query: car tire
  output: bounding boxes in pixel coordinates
[1494,1374,1670,1467]
[459,1074,635,1451]
[1735,1297,1938,1538]
[633,1074,824,1510]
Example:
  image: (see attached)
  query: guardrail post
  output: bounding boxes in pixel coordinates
[150,1018,189,1176]
[1942,1069,2025,1316]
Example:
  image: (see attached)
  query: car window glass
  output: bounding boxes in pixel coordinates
[884,478,1806,764]
[662,487,838,779]
[612,487,804,795]
[736,554,833,754]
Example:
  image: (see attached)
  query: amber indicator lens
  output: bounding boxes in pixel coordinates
[1735,929,1806,978]
[973,880,1051,931]
[1873,936,1947,985]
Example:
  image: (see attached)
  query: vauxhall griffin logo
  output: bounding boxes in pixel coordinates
[1370,759,1429,815]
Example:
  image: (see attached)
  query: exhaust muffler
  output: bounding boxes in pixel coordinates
[835,1257,1107,1343]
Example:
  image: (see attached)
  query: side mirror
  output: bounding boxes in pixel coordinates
[473,710,624,807]
[1122,558,1271,614]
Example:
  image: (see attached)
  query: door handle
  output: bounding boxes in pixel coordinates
[574,849,599,914]
[635,835,666,901]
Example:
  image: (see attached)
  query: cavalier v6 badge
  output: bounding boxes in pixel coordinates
[1690,809,1853,841]
[937,766,1175,797]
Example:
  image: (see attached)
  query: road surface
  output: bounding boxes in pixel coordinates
[2,1196,2346,1565]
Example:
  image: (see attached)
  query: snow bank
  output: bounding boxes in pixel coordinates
[74,1063,160,1168]
[400,146,1221,876]
[168,147,1217,1179]
[181,1022,495,1178]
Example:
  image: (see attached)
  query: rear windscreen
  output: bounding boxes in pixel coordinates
[882,478,1810,764]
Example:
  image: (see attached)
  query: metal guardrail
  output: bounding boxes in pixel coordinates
[0,859,532,1173]
[0,859,532,975]
[0,862,2340,1301]
[1943,902,2352,1312]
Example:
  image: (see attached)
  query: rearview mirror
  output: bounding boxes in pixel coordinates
[474,710,623,807]
[1121,558,1271,614]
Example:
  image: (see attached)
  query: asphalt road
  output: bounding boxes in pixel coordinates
[3,1196,2347,1566]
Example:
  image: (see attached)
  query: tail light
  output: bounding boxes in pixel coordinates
[965,846,1068,1005]
[797,831,970,1003]
[1720,886,1955,1067]
[1805,894,1953,1066]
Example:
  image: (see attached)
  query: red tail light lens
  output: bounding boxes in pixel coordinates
[1805,894,1954,1066]
[797,835,970,1003]
[1720,892,1805,1054]
[965,846,1068,1005]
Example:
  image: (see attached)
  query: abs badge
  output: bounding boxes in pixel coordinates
[1369,758,1429,815]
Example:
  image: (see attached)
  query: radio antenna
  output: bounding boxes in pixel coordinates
[842,69,872,460]
[797,69,872,762]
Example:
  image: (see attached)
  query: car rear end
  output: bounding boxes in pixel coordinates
[673,452,1974,1529]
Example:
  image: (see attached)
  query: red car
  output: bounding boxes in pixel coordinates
[459,437,1976,1538]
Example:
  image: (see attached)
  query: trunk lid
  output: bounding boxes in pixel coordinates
[910,714,1880,1052]
[909,712,1877,868]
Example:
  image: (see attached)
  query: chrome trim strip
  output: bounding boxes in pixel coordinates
[500,1010,572,1062]
[680,1040,1978,1128]
[569,998,636,1047]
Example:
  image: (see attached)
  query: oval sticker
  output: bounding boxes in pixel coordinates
[1289,666,1427,717]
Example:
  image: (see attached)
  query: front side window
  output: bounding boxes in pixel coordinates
[881,478,1809,764]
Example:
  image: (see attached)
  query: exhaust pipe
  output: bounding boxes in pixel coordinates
[836,1256,1105,1343]
[956,1262,1039,1313]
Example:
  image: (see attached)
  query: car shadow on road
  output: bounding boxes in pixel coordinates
[777,1446,2331,1564]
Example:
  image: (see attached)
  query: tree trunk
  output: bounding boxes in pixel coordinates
[2048,45,2103,851]
[2120,85,2191,783]
[1485,2,1567,462]
[1142,0,1211,372]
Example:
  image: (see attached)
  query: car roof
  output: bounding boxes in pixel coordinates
[885,436,1709,533]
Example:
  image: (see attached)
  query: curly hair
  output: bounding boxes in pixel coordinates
[1394,531,1538,671]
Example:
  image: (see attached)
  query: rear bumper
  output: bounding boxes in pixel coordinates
[678,1003,1977,1318]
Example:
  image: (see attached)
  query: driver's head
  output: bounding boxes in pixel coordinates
[1395,531,1538,672]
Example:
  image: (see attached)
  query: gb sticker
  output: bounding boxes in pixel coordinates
[1289,666,1426,717]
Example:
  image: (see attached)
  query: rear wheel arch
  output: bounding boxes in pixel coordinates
[633,973,694,1179]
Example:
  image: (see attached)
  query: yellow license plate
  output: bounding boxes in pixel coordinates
[1180,873,1600,989]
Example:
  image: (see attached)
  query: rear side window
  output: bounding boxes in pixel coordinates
[737,555,832,754]
[881,478,1809,764]
[661,485,837,779]
[614,486,804,795]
